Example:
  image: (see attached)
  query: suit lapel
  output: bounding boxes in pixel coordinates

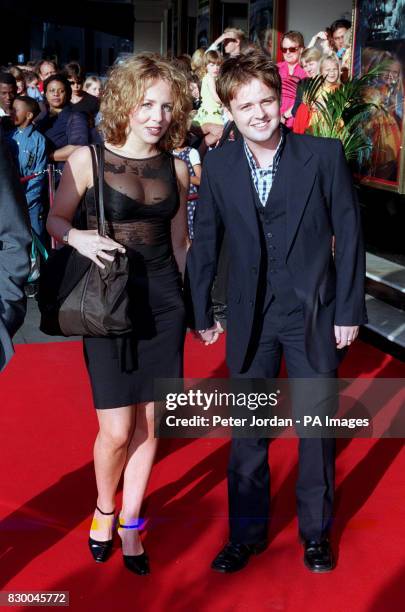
[223,139,260,241]
[280,132,318,257]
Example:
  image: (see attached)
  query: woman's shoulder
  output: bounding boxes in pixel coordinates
[68,144,93,165]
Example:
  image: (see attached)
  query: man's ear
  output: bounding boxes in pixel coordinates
[26,111,34,123]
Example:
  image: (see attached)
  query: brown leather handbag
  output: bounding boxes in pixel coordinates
[39,144,132,337]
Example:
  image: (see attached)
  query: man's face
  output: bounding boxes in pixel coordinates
[0,83,16,112]
[227,78,280,146]
[332,27,347,50]
[40,62,56,81]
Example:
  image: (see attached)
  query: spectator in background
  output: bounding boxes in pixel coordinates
[172,55,192,75]
[36,74,89,172]
[37,60,57,93]
[0,72,17,130]
[173,139,201,239]
[307,30,333,55]
[293,54,341,135]
[193,50,223,129]
[300,47,322,79]
[206,28,246,58]
[25,71,43,101]
[63,62,99,122]
[277,31,307,127]
[8,67,27,95]
[83,76,103,98]
[191,48,206,81]
[329,19,351,59]
[291,47,322,122]
[7,96,47,238]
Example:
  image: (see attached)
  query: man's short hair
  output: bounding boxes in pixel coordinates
[0,72,17,88]
[281,31,305,48]
[330,19,351,35]
[216,50,281,108]
[14,95,41,118]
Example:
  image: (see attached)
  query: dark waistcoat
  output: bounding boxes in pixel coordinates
[250,177,301,313]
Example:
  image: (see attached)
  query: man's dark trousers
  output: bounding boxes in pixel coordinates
[228,298,336,545]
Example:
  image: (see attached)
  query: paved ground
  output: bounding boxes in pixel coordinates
[13,297,78,344]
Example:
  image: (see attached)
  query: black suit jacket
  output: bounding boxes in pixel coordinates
[186,130,367,373]
[0,126,31,370]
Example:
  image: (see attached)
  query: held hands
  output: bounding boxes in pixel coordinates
[198,321,224,345]
[68,229,126,269]
[334,325,359,349]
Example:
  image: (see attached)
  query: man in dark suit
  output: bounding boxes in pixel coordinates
[0,125,31,370]
[186,51,366,573]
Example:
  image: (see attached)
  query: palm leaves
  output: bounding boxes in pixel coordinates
[300,65,384,162]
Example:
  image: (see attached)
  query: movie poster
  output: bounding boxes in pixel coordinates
[353,0,405,192]
[249,0,275,58]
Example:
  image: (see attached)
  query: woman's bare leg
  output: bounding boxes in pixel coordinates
[118,401,157,555]
[90,405,135,541]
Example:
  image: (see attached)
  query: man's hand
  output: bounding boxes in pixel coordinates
[334,325,359,349]
[198,321,224,345]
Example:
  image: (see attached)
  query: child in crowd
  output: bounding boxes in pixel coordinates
[83,76,103,98]
[25,71,43,101]
[193,50,224,128]
[172,141,201,240]
[7,96,47,237]
[293,54,341,134]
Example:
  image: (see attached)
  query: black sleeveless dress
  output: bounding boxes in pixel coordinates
[82,147,186,409]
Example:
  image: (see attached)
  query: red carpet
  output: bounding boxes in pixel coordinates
[0,335,404,612]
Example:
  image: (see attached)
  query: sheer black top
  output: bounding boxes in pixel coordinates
[84,147,180,273]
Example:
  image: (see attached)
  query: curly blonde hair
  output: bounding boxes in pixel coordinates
[100,53,192,149]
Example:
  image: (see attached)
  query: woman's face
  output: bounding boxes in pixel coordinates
[207,62,220,77]
[45,80,67,109]
[321,60,339,84]
[128,78,174,146]
[302,59,320,78]
[281,37,302,65]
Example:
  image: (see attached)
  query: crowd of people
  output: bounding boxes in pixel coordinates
[0,20,355,273]
[0,17,372,578]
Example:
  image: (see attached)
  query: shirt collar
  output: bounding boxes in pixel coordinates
[244,130,284,171]
[17,124,34,137]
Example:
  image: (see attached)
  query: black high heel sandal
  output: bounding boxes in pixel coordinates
[118,517,150,575]
[88,505,116,563]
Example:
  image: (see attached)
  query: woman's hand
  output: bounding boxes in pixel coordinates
[68,228,126,269]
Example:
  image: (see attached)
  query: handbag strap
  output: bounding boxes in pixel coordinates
[89,144,107,237]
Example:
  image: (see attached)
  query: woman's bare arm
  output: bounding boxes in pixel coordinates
[47,146,125,268]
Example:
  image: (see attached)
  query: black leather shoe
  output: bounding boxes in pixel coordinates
[88,536,114,563]
[303,538,334,572]
[123,552,150,576]
[211,541,267,573]
[88,505,115,563]
[118,516,150,576]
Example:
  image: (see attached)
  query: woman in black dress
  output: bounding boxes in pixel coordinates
[46,54,191,575]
